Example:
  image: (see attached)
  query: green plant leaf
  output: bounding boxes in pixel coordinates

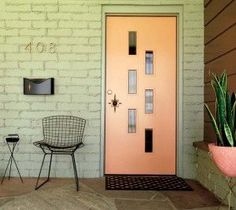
[223,120,234,146]
[234,93,236,133]
[226,91,233,132]
[231,93,236,133]
[219,71,227,92]
[231,101,236,145]
[211,77,226,134]
[211,79,222,138]
[213,73,226,95]
[216,101,220,128]
[231,92,236,107]
[204,103,224,145]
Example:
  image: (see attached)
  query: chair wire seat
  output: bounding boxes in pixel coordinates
[33,115,86,191]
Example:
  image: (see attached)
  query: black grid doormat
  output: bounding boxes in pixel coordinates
[105,175,193,191]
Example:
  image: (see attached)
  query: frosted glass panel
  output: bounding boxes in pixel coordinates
[145,89,154,113]
[128,70,137,94]
[145,51,154,74]
[129,32,136,55]
[128,109,136,133]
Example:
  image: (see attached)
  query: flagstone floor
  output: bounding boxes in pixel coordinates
[0,178,227,210]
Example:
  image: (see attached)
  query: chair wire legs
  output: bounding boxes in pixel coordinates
[48,153,53,180]
[35,152,79,191]
[71,153,79,191]
[35,153,51,190]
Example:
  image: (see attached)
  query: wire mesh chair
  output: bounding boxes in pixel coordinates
[33,115,86,191]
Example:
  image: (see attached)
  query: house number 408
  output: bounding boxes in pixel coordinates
[25,42,56,54]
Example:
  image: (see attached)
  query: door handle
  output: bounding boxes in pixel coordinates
[108,94,122,112]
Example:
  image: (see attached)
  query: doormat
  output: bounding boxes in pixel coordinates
[105,175,193,191]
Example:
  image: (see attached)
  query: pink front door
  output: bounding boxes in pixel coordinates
[105,16,177,174]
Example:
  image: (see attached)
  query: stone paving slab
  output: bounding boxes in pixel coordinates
[0,178,225,210]
[115,199,177,210]
[182,207,228,210]
[0,183,116,210]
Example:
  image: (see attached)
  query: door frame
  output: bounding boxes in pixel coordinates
[101,5,184,177]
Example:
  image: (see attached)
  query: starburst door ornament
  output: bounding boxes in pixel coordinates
[109,94,122,112]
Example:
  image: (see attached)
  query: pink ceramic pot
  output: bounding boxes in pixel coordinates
[208,143,236,177]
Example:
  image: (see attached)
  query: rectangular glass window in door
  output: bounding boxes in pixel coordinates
[145,51,154,74]
[128,109,136,133]
[145,89,154,113]
[128,70,137,94]
[129,31,137,55]
[145,129,153,153]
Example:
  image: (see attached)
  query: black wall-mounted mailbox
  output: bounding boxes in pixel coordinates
[24,78,54,95]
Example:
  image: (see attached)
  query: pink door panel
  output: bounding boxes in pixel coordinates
[105,16,177,174]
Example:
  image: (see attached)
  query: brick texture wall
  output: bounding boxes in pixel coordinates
[0,0,204,178]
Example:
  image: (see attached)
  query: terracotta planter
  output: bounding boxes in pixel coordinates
[208,143,236,177]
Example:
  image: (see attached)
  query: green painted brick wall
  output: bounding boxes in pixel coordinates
[196,149,236,207]
[0,0,204,178]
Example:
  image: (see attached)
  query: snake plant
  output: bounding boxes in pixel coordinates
[205,72,236,147]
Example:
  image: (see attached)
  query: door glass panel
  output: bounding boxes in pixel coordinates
[129,31,136,55]
[145,89,154,113]
[145,129,153,152]
[128,109,136,133]
[128,70,137,94]
[145,51,153,74]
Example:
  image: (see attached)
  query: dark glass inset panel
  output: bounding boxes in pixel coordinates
[129,31,136,55]
[128,70,137,94]
[145,51,154,74]
[145,129,153,153]
[128,109,136,133]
